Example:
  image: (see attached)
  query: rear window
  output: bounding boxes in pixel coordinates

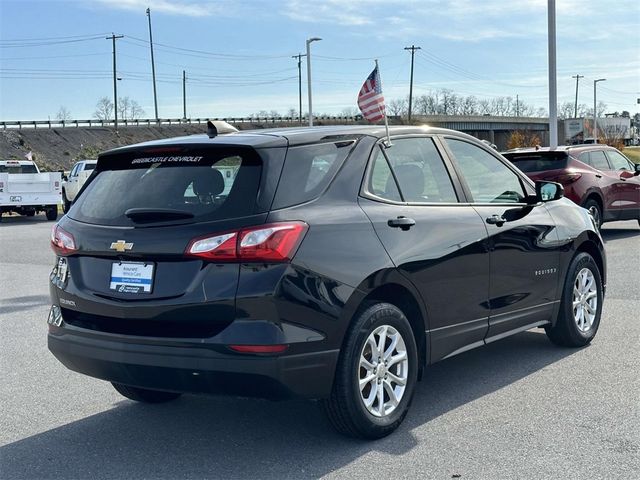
[69,147,262,226]
[271,141,355,209]
[504,152,568,173]
[0,163,38,174]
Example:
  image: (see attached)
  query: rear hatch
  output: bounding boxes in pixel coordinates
[503,151,570,182]
[59,142,286,337]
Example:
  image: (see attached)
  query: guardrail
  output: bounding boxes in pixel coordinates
[0,116,363,130]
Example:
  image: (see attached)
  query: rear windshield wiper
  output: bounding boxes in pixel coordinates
[125,208,195,223]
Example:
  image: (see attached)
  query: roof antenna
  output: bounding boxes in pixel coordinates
[207,120,218,138]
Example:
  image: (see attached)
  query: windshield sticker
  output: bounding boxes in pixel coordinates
[131,156,203,165]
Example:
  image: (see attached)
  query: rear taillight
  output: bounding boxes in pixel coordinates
[186,221,308,263]
[547,172,582,184]
[51,224,77,256]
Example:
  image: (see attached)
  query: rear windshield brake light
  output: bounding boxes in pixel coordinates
[186,221,308,263]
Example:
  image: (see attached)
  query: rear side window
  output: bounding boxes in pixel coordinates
[271,141,355,209]
[505,152,568,173]
[84,163,96,171]
[70,148,262,226]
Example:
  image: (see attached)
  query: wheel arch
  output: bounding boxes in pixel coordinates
[574,234,606,290]
[342,270,429,374]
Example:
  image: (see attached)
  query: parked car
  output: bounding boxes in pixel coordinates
[48,125,606,439]
[0,159,61,221]
[61,159,97,212]
[503,145,640,228]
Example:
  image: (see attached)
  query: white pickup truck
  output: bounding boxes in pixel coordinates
[62,159,97,212]
[0,160,62,221]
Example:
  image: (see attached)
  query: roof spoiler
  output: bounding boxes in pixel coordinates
[207,120,239,138]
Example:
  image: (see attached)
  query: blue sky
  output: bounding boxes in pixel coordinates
[0,0,638,120]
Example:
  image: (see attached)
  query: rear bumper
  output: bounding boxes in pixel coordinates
[48,327,339,399]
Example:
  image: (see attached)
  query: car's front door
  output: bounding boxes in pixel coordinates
[441,137,562,342]
[604,149,640,220]
[358,136,490,362]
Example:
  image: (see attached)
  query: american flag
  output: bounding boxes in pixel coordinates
[358,65,385,122]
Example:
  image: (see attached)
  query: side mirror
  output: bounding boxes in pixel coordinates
[535,181,564,202]
[634,163,640,176]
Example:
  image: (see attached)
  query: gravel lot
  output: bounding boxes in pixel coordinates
[1,214,639,479]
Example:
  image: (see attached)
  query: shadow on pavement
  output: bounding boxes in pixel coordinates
[600,225,640,242]
[0,295,51,314]
[1,330,579,479]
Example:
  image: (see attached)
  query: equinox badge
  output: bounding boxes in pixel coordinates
[110,240,133,252]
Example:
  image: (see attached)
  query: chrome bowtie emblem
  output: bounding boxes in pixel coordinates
[110,240,133,252]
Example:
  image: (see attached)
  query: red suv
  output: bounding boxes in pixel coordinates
[503,145,640,228]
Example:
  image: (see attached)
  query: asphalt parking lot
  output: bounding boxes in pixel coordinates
[1,215,639,479]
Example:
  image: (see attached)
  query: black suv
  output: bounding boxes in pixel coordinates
[48,125,606,439]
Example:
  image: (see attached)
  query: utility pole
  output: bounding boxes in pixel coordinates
[306,37,322,127]
[106,34,124,131]
[547,0,558,149]
[182,70,187,120]
[404,45,421,123]
[516,94,519,117]
[572,74,584,118]
[593,78,606,141]
[146,8,159,122]
[292,53,306,125]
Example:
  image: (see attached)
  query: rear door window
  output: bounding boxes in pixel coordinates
[271,141,355,209]
[588,150,611,170]
[70,148,263,226]
[379,137,458,203]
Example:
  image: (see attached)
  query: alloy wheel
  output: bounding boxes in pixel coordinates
[572,267,598,332]
[358,325,409,418]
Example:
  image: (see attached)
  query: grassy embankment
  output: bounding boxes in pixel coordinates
[623,147,640,164]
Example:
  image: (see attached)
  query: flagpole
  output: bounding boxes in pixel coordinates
[376,59,392,147]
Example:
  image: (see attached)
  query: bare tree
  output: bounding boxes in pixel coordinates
[56,106,72,121]
[94,97,114,120]
[387,98,408,117]
[117,97,145,121]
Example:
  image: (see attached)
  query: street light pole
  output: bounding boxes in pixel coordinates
[292,53,306,125]
[547,0,558,149]
[306,37,321,127]
[593,78,606,141]
[404,45,421,123]
[146,8,159,122]
[106,33,123,131]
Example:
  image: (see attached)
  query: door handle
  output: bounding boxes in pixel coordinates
[387,216,416,231]
[486,214,506,227]
[595,174,602,179]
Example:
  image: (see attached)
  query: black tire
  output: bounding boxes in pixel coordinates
[545,252,603,347]
[45,206,58,221]
[112,382,182,403]
[25,210,35,217]
[322,302,418,439]
[583,198,602,230]
[62,190,71,213]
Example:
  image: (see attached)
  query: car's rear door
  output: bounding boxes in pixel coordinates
[358,136,490,362]
[441,137,562,342]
